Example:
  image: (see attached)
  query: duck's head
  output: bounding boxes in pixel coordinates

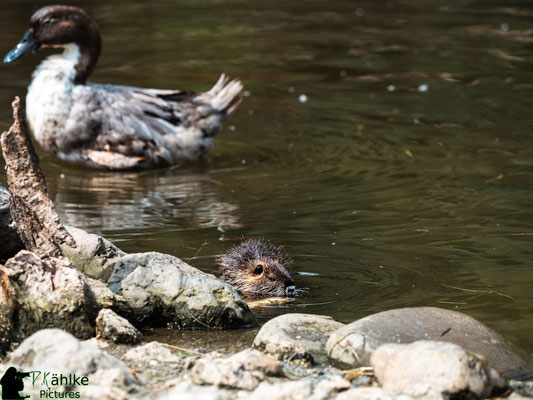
[218,238,296,299]
[4,5,101,84]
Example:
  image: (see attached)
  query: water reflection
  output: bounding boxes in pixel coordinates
[53,167,242,233]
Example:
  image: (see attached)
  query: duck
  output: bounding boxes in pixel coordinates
[3,5,243,170]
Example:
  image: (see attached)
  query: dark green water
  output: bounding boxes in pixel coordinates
[1,0,533,354]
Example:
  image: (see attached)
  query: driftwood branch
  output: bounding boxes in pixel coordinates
[0,97,75,258]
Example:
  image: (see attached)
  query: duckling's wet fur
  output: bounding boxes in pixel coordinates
[218,239,294,298]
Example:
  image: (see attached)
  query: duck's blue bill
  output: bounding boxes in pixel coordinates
[4,30,39,63]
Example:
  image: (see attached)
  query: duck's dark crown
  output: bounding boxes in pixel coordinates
[27,5,101,84]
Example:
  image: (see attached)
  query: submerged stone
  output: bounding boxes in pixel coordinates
[326,307,533,378]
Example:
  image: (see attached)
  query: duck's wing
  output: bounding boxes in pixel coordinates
[70,75,242,169]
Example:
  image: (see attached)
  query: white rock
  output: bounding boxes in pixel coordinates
[253,313,344,364]
[371,340,508,400]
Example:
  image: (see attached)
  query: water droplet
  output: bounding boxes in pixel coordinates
[387,84,396,92]
[331,242,336,246]
[59,173,65,179]
[241,159,246,164]
[299,94,308,103]
[229,125,236,131]
[243,90,251,97]
[501,23,509,31]
[288,86,295,93]
[417,84,429,92]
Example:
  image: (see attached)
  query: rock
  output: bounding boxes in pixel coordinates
[122,341,184,365]
[5,329,139,398]
[107,252,255,328]
[326,307,533,378]
[504,394,533,400]
[96,309,142,344]
[336,387,414,400]
[3,251,93,340]
[248,379,314,400]
[248,375,352,400]
[62,225,125,282]
[85,276,134,320]
[158,380,235,400]
[122,342,186,383]
[0,266,15,355]
[371,340,508,400]
[187,348,283,390]
[253,313,344,364]
[0,186,24,261]
[509,380,533,398]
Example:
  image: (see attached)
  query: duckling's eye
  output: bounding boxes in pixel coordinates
[253,265,263,275]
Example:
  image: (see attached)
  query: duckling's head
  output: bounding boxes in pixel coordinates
[218,239,295,299]
[4,5,101,84]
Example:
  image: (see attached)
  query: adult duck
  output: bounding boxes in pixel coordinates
[3,5,243,169]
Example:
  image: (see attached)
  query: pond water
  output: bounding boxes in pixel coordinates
[1,0,533,354]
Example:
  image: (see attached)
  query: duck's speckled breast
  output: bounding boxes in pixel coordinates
[26,44,79,154]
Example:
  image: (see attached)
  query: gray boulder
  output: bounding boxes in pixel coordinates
[84,276,134,320]
[122,341,187,383]
[62,225,125,282]
[5,329,139,398]
[253,313,344,364]
[107,252,254,328]
[326,307,533,378]
[248,375,352,400]
[509,380,533,399]
[96,308,142,344]
[122,341,185,365]
[371,340,508,400]
[158,381,235,400]
[336,387,414,400]
[3,251,93,340]
[187,348,283,390]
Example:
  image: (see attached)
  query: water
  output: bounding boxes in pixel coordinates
[1,0,533,354]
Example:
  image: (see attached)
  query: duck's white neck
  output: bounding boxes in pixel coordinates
[26,43,81,152]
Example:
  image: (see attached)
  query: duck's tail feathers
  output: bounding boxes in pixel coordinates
[207,74,243,115]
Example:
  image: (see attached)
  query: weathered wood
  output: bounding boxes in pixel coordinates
[0,186,24,261]
[0,97,75,258]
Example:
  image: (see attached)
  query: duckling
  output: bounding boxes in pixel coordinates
[218,238,296,298]
[3,5,243,170]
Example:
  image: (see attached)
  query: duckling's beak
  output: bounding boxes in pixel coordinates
[4,30,40,63]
